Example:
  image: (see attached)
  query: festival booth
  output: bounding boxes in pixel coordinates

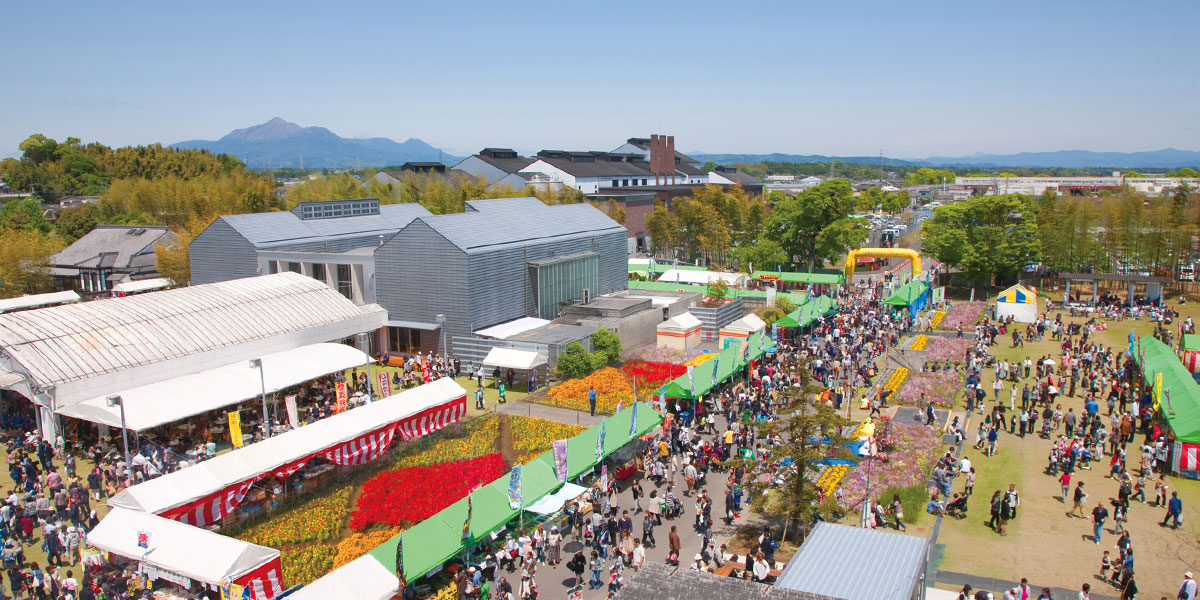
[718,313,766,349]
[109,378,467,527]
[882,280,929,318]
[661,331,776,401]
[288,403,664,600]
[657,269,749,288]
[481,347,547,389]
[994,284,1038,323]
[87,507,283,600]
[795,295,838,329]
[1132,335,1200,476]
[750,270,844,295]
[656,312,702,350]
[1181,334,1200,375]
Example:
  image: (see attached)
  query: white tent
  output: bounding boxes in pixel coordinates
[474,317,550,339]
[108,378,466,518]
[111,277,172,295]
[725,313,766,333]
[55,343,370,431]
[288,556,397,600]
[995,284,1038,323]
[481,347,547,371]
[525,482,587,515]
[87,507,280,587]
[0,290,80,313]
[657,312,702,350]
[657,269,749,287]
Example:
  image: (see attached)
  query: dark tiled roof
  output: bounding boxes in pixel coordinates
[476,152,535,174]
[51,225,174,270]
[619,563,844,600]
[534,156,653,178]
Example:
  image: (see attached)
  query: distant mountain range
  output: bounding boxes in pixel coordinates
[172,118,460,169]
[691,148,1200,169]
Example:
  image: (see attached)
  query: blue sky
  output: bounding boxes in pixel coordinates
[4,0,1198,158]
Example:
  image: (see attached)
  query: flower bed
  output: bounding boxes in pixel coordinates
[393,416,498,468]
[542,367,634,414]
[282,542,336,586]
[683,353,715,368]
[894,371,961,407]
[838,421,941,510]
[910,335,928,351]
[350,453,508,530]
[621,361,688,389]
[234,487,352,547]
[926,337,973,363]
[940,301,986,330]
[509,415,587,452]
[332,527,401,570]
[929,311,946,329]
[622,346,706,364]
[883,368,908,396]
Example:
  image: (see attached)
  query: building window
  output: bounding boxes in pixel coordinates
[612,180,619,188]
[287,262,302,274]
[336,264,353,299]
[267,261,279,274]
[623,180,630,187]
[388,327,421,353]
[642,179,647,185]
[311,263,326,283]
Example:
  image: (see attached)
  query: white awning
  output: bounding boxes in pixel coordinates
[87,507,279,584]
[385,320,440,330]
[111,277,172,294]
[659,312,701,332]
[657,269,748,287]
[108,377,466,516]
[525,482,587,515]
[289,556,397,600]
[0,290,80,313]
[474,317,550,339]
[481,348,546,371]
[56,342,369,431]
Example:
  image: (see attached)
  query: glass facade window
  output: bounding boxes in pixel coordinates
[311,263,327,283]
[530,252,599,319]
[336,264,353,299]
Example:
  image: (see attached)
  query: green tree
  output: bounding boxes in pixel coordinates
[705,279,729,303]
[702,160,718,173]
[904,168,956,186]
[645,200,675,255]
[1168,167,1199,178]
[1124,170,1144,178]
[0,198,52,233]
[590,329,622,366]
[0,230,63,297]
[764,180,868,270]
[734,361,853,540]
[921,194,1040,283]
[857,187,882,212]
[54,204,99,243]
[556,342,596,380]
[729,238,787,272]
[881,192,908,215]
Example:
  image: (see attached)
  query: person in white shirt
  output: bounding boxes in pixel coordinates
[1180,571,1197,600]
[631,539,645,570]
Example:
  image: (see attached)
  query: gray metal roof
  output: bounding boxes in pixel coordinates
[217,203,432,248]
[51,225,174,269]
[416,197,624,252]
[531,156,654,178]
[619,563,843,600]
[775,523,929,600]
[0,272,385,388]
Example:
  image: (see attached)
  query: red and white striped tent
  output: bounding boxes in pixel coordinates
[88,507,283,600]
[109,377,467,528]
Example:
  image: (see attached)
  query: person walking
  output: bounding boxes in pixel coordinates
[667,526,681,566]
[1090,502,1108,545]
[1058,471,1071,503]
[1178,571,1197,600]
[588,387,597,417]
[1068,482,1087,518]
[1161,491,1183,528]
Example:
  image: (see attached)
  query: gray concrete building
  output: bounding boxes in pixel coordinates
[189,197,627,356]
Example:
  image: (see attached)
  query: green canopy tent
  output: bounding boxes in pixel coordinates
[796,295,838,328]
[1133,335,1200,443]
[1181,333,1200,353]
[626,279,807,305]
[368,514,463,581]
[661,331,776,399]
[751,271,845,286]
[774,307,803,328]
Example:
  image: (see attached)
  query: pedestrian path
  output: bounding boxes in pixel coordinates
[494,401,605,428]
[937,570,1118,600]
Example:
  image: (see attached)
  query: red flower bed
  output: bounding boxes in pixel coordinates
[349,453,507,530]
[621,361,687,388]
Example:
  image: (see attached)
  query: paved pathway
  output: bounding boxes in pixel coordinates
[494,401,605,428]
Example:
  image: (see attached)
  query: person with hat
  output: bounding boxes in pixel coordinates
[1181,572,1197,600]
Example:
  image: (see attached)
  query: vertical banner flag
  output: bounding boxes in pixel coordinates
[227,411,243,448]
[335,381,348,413]
[552,440,568,482]
[508,464,523,509]
[741,340,749,363]
[687,365,695,396]
[596,418,606,460]
[658,387,666,411]
[378,371,392,399]
[1154,372,1162,410]
[711,354,720,387]
[759,330,766,351]
[600,465,609,492]
[629,403,638,437]
[137,530,151,550]
[395,535,407,599]
[462,492,472,541]
[284,395,299,429]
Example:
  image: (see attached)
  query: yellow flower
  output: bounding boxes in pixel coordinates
[910,335,928,351]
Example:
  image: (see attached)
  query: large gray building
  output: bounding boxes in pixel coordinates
[189,197,627,355]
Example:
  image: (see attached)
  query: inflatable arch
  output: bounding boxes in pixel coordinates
[843,248,922,281]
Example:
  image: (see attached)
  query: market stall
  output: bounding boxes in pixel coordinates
[1181,334,1200,374]
[87,507,283,600]
[657,312,702,350]
[1132,335,1200,474]
[109,378,467,527]
[882,280,929,318]
[718,313,766,348]
[994,284,1038,323]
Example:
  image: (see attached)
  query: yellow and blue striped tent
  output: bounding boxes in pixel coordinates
[995,284,1038,322]
[997,284,1036,304]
